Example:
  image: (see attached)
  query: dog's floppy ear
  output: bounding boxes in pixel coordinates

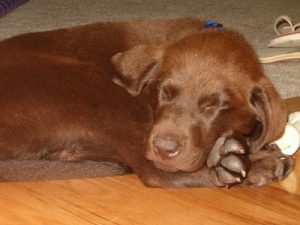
[111,45,164,96]
[250,77,287,152]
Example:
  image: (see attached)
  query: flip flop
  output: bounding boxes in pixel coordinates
[268,15,300,48]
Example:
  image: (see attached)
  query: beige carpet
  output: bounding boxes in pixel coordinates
[0,0,299,98]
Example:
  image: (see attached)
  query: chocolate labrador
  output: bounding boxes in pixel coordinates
[0,17,294,187]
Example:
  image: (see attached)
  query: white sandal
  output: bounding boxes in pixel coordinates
[268,15,300,48]
[258,15,300,63]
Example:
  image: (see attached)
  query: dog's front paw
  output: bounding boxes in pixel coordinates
[243,146,295,187]
[207,134,250,187]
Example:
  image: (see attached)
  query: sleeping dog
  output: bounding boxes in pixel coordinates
[0,17,294,187]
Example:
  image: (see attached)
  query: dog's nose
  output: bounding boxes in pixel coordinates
[153,135,180,158]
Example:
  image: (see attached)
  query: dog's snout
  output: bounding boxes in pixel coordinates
[153,135,180,158]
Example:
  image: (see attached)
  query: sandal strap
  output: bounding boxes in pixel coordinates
[274,15,294,35]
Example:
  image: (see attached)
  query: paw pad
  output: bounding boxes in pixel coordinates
[207,136,249,187]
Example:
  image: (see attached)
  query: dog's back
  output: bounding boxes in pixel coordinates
[1,18,203,66]
[0,18,205,181]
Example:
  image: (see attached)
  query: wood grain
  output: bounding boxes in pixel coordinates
[0,97,300,225]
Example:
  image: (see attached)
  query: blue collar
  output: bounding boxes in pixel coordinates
[204,20,224,30]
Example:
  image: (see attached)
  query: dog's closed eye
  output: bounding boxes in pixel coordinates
[198,93,231,113]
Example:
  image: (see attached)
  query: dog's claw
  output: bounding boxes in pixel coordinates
[224,138,245,154]
[220,155,246,174]
[241,170,246,178]
[216,167,242,184]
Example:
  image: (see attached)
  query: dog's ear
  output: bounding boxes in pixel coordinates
[111,45,164,96]
[249,77,287,152]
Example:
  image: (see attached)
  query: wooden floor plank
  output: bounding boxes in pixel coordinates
[0,152,299,225]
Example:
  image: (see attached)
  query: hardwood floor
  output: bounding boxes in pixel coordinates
[0,97,299,225]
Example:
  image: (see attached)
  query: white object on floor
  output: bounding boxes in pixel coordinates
[273,15,300,36]
[268,33,300,48]
[258,47,300,63]
[268,15,300,48]
[273,111,300,155]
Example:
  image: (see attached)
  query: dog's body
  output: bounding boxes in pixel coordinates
[0,18,294,187]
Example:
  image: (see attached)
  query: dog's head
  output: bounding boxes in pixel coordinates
[111,30,287,172]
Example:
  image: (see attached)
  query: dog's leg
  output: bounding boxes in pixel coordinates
[135,135,294,188]
[43,140,127,164]
[206,133,294,188]
[241,146,294,187]
[119,134,247,188]
[140,134,249,187]
[0,136,132,181]
[0,160,132,182]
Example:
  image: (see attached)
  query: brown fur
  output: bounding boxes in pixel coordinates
[0,18,289,187]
